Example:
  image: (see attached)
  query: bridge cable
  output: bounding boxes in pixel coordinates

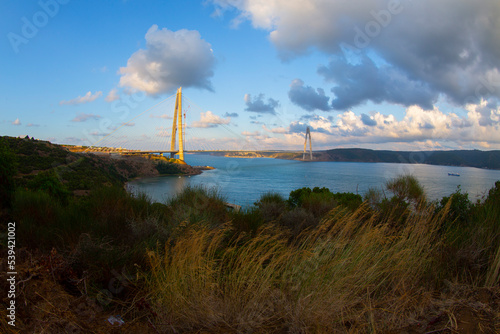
[85,93,177,151]
[183,95,259,151]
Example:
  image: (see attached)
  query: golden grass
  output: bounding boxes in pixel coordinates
[145,202,450,332]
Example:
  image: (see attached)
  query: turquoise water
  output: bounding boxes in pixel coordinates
[127,154,500,206]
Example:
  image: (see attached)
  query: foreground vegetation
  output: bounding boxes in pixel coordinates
[1,138,500,332]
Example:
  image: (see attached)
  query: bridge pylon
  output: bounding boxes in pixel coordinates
[170,87,185,160]
[303,126,313,160]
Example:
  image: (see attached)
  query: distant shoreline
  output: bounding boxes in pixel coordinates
[209,148,500,170]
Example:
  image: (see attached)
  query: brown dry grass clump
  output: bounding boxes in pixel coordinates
[144,202,500,333]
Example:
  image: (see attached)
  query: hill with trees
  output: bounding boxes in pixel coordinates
[273,148,500,169]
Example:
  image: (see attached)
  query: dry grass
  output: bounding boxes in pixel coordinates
[145,202,450,332]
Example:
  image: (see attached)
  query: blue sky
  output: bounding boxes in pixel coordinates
[1,0,500,151]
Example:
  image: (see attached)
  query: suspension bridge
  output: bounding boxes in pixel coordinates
[83,87,313,161]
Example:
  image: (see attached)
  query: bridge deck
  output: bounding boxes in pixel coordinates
[124,150,178,154]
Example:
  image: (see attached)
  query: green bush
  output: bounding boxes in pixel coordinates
[435,185,472,226]
[166,185,228,231]
[281,207,315,237]
[288,186,361,212]
[13,189,64,249]
[254,192,287,223]
[156,161,182,175]
[27,170,71,203]
[288,187,331,207]
[331,192,362,211]
[385,174,426,206]
[229,208,264,236]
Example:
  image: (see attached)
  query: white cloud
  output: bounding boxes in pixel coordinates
[191,111,231,128]
[119,25,216,95]
[60,91,103,105]
[12,118,21,125]
[262,103,500,149]
[105,88,120,102]
[309,115,333,133]
[262,124,287,134]
[71,113,102,122]
[242,130,261,137]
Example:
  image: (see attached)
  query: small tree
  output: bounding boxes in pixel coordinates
[288,187,332,208]
[385,174,426,207]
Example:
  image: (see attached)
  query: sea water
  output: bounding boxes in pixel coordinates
[127,154,500,206]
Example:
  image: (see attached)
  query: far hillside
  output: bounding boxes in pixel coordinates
[271,148,500,170]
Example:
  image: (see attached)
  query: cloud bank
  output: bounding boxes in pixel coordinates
[211,0,500,110]
[267,102,500,149]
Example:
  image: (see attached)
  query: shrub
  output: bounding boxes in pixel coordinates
[166,185,228,231]
[13,189,64,249]
[300,192,336,218]
[365,175,428,228]
[435,185,472,227]
[254,192,287,223]
[280,207,316,237]
[156,161,182,175]
[287,187,361,220]
[229,208,264,236]
[436,181,500,286]
[27,170,71,203]
[385,174,426,206]
[332,192,363,211]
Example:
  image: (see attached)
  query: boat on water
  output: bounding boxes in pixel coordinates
[448,172,460,176]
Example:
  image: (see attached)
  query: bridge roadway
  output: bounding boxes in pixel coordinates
[121,150,295,154]
[123,150,178,154]
[86,149,303,156]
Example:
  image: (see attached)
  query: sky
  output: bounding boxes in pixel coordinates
[1,0,500,151]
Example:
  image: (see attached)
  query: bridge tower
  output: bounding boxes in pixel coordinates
[170,87,185,160]
[303,126,313,160]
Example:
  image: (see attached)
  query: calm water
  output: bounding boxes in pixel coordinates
[127,154,500,207]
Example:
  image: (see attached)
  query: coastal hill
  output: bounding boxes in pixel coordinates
[215,148,500,170]
[314,148,500,170]
[0,136,201,196]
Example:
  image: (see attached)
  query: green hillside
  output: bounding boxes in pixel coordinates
[322,148,500,169]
